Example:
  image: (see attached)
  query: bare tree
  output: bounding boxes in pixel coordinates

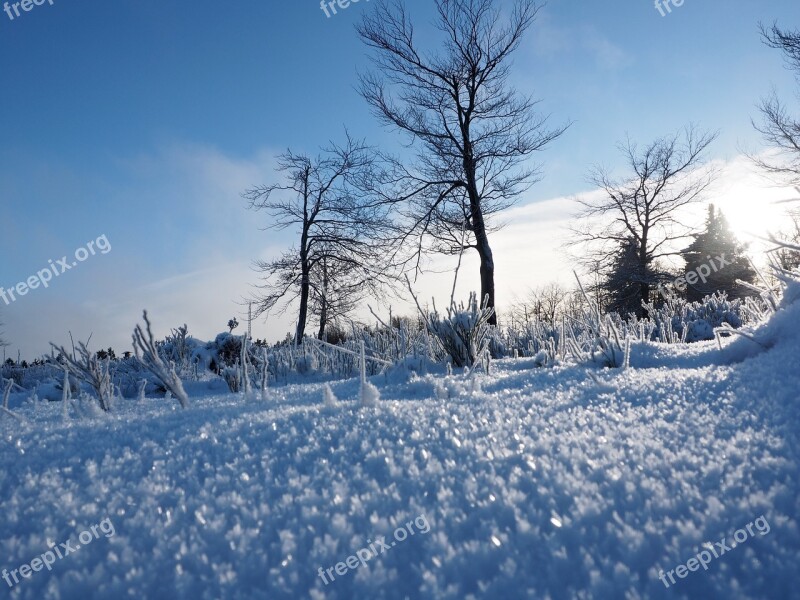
[357,0,568,325]
[569,126,718,315]
[753,23,800,183]
[244,135,395,342]
[509,283,568,329]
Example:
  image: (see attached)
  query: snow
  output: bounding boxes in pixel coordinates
[1,308,799,598]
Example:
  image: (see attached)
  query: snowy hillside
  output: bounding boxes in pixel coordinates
[1,306,798,599]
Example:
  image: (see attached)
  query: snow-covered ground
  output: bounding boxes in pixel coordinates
[1,304,799,599]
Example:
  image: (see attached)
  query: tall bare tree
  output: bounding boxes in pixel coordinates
[357,0,568,325]
[570,126,718,315]
[753,23,800,183]
[244,136,394,342]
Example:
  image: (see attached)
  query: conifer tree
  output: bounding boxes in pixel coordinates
[570,126,718,317]
[602,237,663,315]
[680,205,757,301]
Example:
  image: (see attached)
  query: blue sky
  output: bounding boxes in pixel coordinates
[1,0,798,359]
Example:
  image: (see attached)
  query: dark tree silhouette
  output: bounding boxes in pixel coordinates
[570,126,718,316]
[601,237,662,316]
[244,136,395,342]
[680,205,757,302]
[357,0,568,324]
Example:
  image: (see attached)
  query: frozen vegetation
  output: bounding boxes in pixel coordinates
[0,270,798,599]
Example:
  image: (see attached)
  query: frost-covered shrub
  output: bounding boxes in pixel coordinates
[1,362,63,391]
[222,367,240,393]
[485,326,508,359]
[505,319,560,359]
[358,313,442,366]
[49,342,114,412]
[111,355,159,398]
[161,325,206,377]
[213,332,243,369]
[714,234,800,353]
[644,292,745,343]
[132,311,189,409]
[295,353,318,375]
[422,293,494,368]
[561,276,627,368]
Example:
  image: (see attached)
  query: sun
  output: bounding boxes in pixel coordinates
[719,190,794,240]
[707,169,798,244]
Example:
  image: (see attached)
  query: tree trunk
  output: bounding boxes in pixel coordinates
[468,181,497,325]
[296,265,309,343]
[638,243,649,318]
[317,260,328,341]
[477,239,496,325]
[317,310,326,341]
[461,121,498,325]
[296,184,311,345]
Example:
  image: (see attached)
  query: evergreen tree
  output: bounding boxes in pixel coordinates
[681,205,757,302]
[570,126,718,317]
[602,237,662,315]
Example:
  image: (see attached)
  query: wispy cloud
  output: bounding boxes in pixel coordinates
[528,17,632,71]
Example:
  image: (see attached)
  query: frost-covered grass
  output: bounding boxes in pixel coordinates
[1,305,798,599]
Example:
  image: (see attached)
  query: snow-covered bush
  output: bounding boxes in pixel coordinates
[49,342,114,412]
[502,318,560,359]
[714,233,800,354]
[294,352,318,375]
[564,275,626,368]
[222,367,241,393]
[421,292,495,368]
[1,362,62,391]
[132,311,189,409]
[160,324,208,378]
[110,355,160,398]
[644,292,747,343]
[212,332,243,371]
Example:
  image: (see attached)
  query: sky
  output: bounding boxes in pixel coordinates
[0,0,798,360]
